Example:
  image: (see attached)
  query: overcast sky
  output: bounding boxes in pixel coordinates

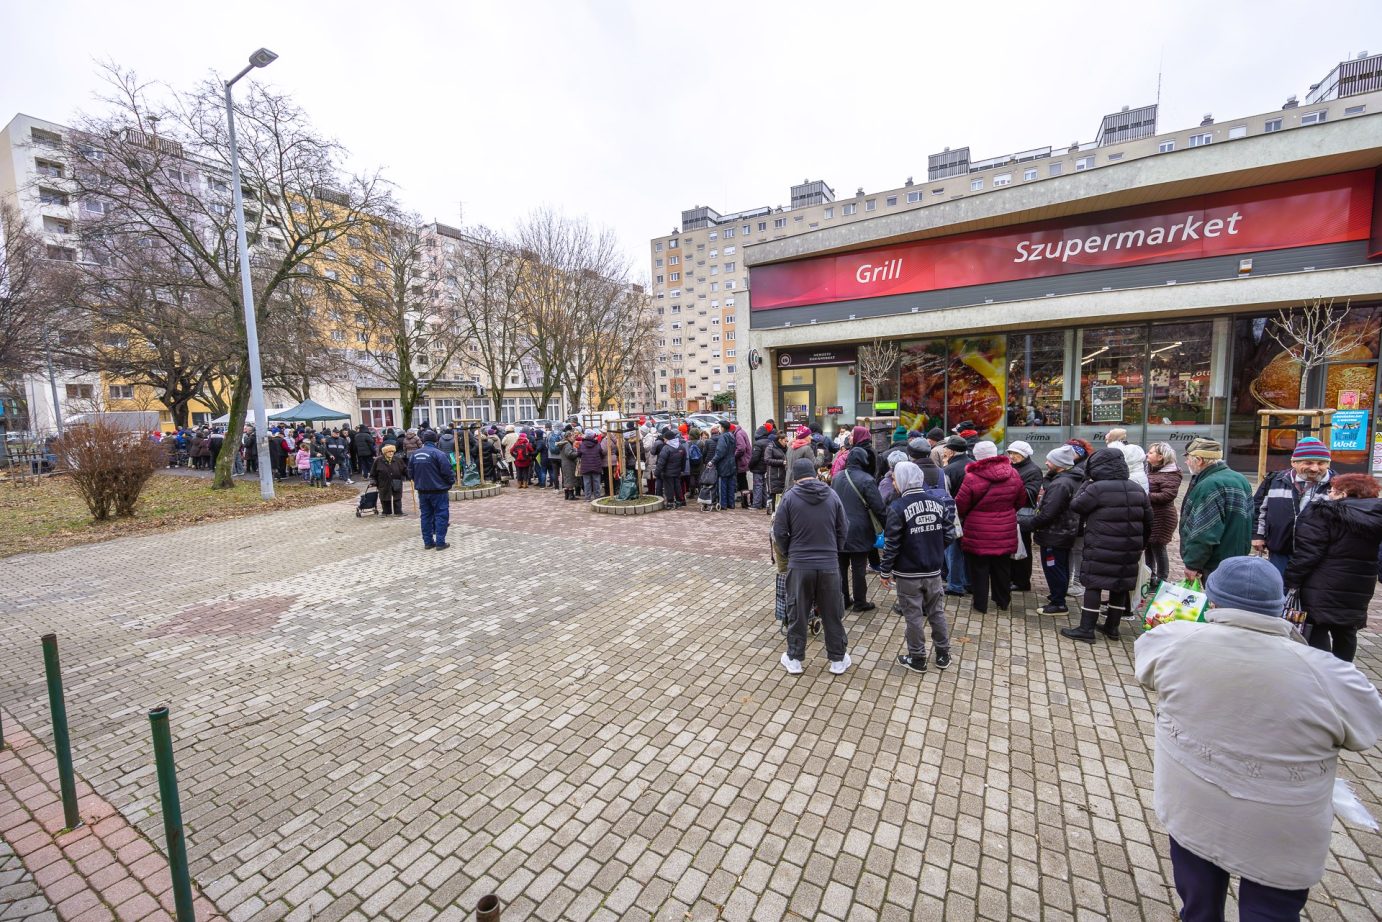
[3,1,1380,272]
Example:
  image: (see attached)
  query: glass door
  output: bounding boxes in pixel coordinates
[780,387,816,431]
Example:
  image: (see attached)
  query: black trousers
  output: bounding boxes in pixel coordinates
[380,487,403,515]
[786,567,847,662]
[1145,543,1170,585]
[1012,531,1034,590]
[1169,836,1307,922]
[839,552,869,606]
[1307,623,1358,662]
[964,552,1012,613]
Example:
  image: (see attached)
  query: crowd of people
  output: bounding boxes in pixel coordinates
[159,408,1382,919]
[766,418,1382,921]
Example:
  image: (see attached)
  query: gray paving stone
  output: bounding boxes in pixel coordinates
[0,492,1379,922]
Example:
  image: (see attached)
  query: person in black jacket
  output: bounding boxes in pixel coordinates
[1061,447,1152,644]
[906,438,946,490]
[370,443,409,515]
[1283,473,1382,662]
[1007,441,1044,592]
[749,424,773,509]
[1031,446,1085,614]
[655,427,687,509]
[764,429,789,508]
[354,426,376,480]
[833,446,886,612]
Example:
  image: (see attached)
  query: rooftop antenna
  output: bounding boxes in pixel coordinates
[1156,46,1163,109]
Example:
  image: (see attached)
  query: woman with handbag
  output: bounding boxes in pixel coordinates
[833,446,886,612]
[370,443,410,516]
[954,441,1028,615]
[1283,473,1382,662]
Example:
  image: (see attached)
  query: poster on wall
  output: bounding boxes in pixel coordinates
[1091,385,1125,423]
[1373,432,1382,472]
[1331,409,1369,452]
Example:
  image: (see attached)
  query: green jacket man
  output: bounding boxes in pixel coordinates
[1179,438,1253,580]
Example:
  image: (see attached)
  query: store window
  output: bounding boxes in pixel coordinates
[899,340,948,434]
[1077,326,1148,442]
[1229,308,1381,471]
[948,335,1007,443]
[1007,331,1068,429]
[898,337,1007,442]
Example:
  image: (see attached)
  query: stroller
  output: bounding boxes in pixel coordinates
[697,463,719,511]
[356,488,379,517]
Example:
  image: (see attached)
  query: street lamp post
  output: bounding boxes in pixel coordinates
[225,47,278,500]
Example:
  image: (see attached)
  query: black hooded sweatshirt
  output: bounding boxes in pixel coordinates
[772,476,849,570]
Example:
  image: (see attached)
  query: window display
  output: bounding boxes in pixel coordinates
[1080,326,1147,427]
[899,340,947,434]
[1007,332,1067,428]
[948,335,1007,444]
[1146,322,1214,425]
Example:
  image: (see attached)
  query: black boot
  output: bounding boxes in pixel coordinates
[1101,607,1127,640]
[1060,606,1100,643]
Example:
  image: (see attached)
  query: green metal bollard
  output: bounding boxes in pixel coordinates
[40,633,80,830]
[149,706,196,922]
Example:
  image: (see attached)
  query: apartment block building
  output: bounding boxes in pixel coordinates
[648,50,1382,415]
[0,113,559,434]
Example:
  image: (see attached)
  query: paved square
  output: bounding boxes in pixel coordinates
[1,484,1380,920]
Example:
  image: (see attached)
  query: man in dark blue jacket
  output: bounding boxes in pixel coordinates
[772,459,851,675]
[408,430,456,550]
[880,461,957,674]
[711,424,738,512]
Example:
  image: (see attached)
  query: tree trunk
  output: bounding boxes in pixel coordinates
[167,398,190,430]
[213,374,250,490]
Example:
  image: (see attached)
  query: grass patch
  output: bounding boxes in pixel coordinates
[0,472,346,559]
[592,495,662,508]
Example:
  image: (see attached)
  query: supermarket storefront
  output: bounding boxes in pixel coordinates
[746,166,1382,472]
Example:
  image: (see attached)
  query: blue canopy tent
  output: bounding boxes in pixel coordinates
[268,399,352,423]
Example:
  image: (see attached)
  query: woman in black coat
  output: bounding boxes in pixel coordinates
[832,446,886,612]
[1062,447,1152,644]
[1007,444,1044,592]
[1283,473,1382,662]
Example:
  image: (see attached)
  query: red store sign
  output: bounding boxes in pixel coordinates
[749,170,1376,311]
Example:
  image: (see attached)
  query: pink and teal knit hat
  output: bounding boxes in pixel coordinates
[1291,437,1331,462]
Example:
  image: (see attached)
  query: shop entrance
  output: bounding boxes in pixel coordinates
[780,385,815,431]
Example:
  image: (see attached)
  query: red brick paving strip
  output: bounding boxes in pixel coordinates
[0,709,224,921]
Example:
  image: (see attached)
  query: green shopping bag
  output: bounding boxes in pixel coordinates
[1142,578,1208,630]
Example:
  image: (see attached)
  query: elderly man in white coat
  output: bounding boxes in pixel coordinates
[1135,555,1382,921]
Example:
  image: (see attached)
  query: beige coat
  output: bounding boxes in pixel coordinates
[1134,608,1382,889]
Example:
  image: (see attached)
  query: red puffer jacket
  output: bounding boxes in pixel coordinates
[954,455,1027,556]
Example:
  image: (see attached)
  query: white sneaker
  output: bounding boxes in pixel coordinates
[829,654,852,675]
[780,653,803,675]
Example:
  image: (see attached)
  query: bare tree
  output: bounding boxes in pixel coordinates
[57,64,389,488]
[857,336,900,405]
[346,214,469,428]
[514,208,592,417]
[449,225,530,420]
[0,202,71,383]
[1267,298,1364,407]
[585,283,658,410]
[258,277,345,403]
